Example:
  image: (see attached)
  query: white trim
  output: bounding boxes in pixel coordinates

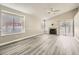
[1,30,25,36]
[1,10,24,17]
[0,33,43,46]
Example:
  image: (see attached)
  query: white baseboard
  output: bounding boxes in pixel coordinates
[0,33,43,46]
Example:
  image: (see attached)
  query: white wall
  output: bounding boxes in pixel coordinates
[74,8,79,37]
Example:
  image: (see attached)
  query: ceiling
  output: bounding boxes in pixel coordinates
[1,3,79,20]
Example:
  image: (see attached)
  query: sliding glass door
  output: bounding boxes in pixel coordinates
[59,20,73,36]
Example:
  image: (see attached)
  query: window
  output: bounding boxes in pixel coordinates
[0,10,25,36]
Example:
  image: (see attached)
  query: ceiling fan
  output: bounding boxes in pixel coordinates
[48,8,60,14]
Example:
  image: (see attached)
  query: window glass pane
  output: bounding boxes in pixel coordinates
[1,13,13,34]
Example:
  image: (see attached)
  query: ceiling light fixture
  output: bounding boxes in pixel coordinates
[48,8,60,14]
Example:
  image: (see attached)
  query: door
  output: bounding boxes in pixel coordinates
[59,20,73,36]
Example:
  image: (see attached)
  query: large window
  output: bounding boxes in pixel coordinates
[0,10,25,36]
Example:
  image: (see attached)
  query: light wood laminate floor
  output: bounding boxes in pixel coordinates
[0,34,79,55]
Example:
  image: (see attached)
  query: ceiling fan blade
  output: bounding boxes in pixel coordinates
[48,11,51,14]
[53,10,60,12]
